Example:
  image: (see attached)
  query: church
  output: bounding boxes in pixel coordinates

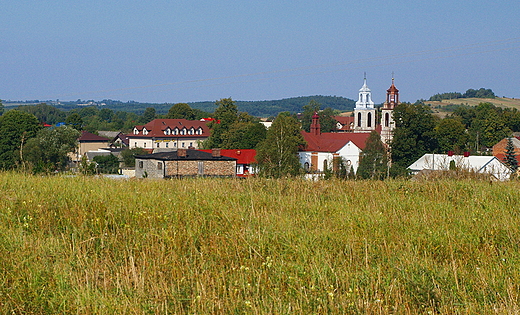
[298,75,399,175]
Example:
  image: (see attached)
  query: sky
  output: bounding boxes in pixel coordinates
[2,0,520,105]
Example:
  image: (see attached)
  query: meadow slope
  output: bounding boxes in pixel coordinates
[1,173,519,314]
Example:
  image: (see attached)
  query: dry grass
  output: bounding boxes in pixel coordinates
[1,172,520,313]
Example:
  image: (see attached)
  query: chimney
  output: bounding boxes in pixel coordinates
[212,148,221,158]
[463,151,470,157]
[178,148,187,157]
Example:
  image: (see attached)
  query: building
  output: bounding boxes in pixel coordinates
[380,77,399,144]
[127,119,210,150]
[493,137,520,165]
[353,75,376,133]
[299,113,370,175]
[199,149,257,176]
[135,148,237,179]
[408,153,512,181]
[71,131,111,165]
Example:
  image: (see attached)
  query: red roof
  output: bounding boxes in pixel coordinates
[199,149,256,164]
[334,116,354,131]
[130,119,210,138]
[300,130,371,152]
[78,131,110,142]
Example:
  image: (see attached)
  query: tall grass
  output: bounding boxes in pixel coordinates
[0,172,519,313]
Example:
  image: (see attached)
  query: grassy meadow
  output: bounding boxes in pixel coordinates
[1,172,520,314]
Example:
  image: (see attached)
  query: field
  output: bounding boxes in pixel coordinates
[426,97,520,118]
[1,173,520,314]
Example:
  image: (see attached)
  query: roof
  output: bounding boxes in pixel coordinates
[78,131,111,142]
[135,149,237,161]
[130,119,209,138]
[334,116,354,131]
[300,130,371,152]
[199,149,256,164]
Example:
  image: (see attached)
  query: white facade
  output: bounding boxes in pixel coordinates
[131,138,201,150]
[409,154,512,181]
[299,141,363,174]
[354,77,376,132]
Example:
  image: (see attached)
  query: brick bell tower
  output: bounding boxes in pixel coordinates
[381,75,399,144]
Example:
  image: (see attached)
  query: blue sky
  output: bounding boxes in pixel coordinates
[2,0,519,105]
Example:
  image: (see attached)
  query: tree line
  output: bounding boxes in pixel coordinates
[428,88,496,101]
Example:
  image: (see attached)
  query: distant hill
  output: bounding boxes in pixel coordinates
[426,97,520,118]
[4,95,356,117]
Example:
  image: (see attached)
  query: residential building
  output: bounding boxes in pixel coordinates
[135,148,237,179]
[71,131,111,165]
[127,119,210,150]
[492,137,520,164]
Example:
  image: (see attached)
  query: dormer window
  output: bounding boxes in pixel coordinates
[173,128,178,135]
[164,128,171,135]
[181,128,187,135]
[143,128,149,135]
[189,128,195,135]
[133,128,139,135]
[197,128,203,135]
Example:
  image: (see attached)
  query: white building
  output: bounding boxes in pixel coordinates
[353,75,376,133]
[409,154,512,181]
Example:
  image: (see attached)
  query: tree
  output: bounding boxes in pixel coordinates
[256,112,305,178]
[469,103,510,149]
[23,126,80,173]
[167,103,195,120]
[93,154,120,174]
[0,110,42,170]
[139,107,157,124]
[357,131,389,179]
[66,113,83,130]
[16,103,67,125]
[503,137,518,173]
[301,100,336,133]
[204,98,239,149]
[435,118,469,154]
[390,102,438,176]
[121,147,148,167]
[0,100,4,116]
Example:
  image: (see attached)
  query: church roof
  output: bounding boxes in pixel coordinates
[300,131,371,152]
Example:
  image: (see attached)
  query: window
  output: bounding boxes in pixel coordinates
[134,142,137,147]
[157,162,162,170]
[173,128,178,135]
[138,161,143,168]
[357,113,362,127]
[181,142,185,147]
[166,143,169,148]
[156,142,160,148]
[385,113,390,127]
[367,112,372,127]
[304,162,310,172]
[144,143,146,148]
[189,142,193,147]
[323,159,328,171]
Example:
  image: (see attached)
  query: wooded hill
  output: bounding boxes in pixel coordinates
[5,95,356,118]
[426,97,520,118]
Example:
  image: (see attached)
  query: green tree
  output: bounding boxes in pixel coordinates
[503,137,518,173]
[66,113,84,130]
[93,154,120,174]
[256,112,305,178]
[204,98,239,149]
[0,100,4,116]
[0,110,42,170]
[16,103,67,125]
[23,126,80,173]
[167,103,195,120]
[301,100,336,133]
[469,103,510,149]
[221,122,267,149]
[435,118,469,154]
[390,102,438,176]
[139,107,157,124]
[357,131,389,179]
[121,147,148,167]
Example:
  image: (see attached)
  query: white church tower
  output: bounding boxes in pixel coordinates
[353,74,376,132]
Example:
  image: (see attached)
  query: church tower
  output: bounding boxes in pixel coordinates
[380,75,399,144]
[353,74,376,133]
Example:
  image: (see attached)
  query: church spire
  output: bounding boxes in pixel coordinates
[355,73,374,110]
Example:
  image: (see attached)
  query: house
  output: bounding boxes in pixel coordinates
[127,119,210,150]
[408,153,512,181]
[492,137,520,165]
[299,113,370,175]
[334,116,354,132]
[199,149,257,176]
[71,131,111,165]
[135,148,237,179]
